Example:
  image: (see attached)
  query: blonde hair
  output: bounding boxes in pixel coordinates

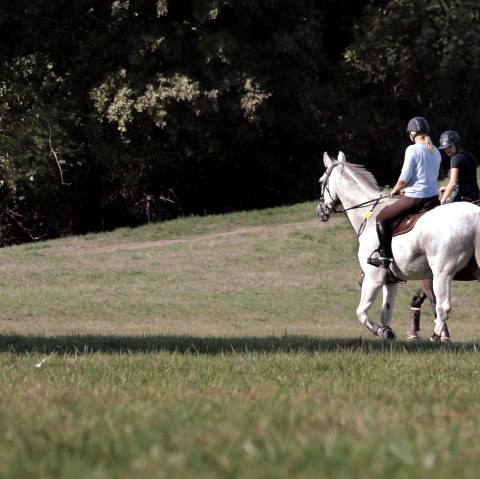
[416,134,435,154]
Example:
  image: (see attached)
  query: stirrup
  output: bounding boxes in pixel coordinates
[378,256,393,268]
[367,250,381,267]
[367,251,393,269]
[367,250,405,283]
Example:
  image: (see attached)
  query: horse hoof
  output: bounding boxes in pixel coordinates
[430,332,441,342]
[430,331,451,342]
[379,326,396,340]
[441,325,450,342]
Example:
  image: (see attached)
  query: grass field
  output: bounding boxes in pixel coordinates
[1,202,480,478]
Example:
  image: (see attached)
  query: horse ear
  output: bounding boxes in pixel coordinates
[323,151,333,168]
[337,151,347,163]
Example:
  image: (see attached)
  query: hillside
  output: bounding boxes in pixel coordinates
[1,201,479,342]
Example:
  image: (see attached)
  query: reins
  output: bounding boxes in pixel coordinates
[342,195,389,213]
[348,195,389,237]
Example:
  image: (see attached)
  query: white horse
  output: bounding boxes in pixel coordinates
[317,151,480,340]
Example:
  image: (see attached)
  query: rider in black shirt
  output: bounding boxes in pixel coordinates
[438,130,480,204]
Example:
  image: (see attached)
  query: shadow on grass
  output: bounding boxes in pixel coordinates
[1,334,480,354]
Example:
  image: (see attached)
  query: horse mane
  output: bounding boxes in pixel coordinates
[343,162,381,192]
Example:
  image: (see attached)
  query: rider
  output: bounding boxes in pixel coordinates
[374,116,442,268]
[438,130,480,204]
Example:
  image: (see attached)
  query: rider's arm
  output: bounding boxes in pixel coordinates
[391,179,407,197]
[440,168,459,204]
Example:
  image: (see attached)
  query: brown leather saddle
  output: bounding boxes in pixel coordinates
[392,199,440,237]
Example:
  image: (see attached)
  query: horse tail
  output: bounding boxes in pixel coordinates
[471,211,480,280]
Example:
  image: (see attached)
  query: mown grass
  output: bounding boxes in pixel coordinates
[2,347,480,479]
[1,202,480,478]
[0,203,365,338]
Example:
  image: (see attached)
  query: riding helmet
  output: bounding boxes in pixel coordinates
[438,130,461,149]
[406,117,430,134]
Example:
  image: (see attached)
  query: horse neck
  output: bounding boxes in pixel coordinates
[336,174,385,233]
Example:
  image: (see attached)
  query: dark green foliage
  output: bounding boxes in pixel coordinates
[1,0,479,243]
[342,0,480,182]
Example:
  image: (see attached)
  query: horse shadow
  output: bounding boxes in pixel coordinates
[1,334,479,355]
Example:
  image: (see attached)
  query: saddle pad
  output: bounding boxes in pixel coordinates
[392,211,429,237]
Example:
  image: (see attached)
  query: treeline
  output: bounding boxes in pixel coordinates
[1,0,479,244]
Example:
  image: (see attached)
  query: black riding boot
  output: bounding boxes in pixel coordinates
[376,221,393,268]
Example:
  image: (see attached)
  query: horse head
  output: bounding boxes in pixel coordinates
[317,151,346,222]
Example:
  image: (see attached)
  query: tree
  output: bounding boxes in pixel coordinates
[341,0,480,182]
[88,0,331,218]
[5,0,478,243]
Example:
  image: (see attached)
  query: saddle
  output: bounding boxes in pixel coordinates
[391,198,440,237]
[366,199,440,280]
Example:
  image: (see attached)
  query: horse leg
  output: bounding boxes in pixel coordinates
[431,275,452,342]
[424,279,450,341]
[440,322,450,342]
[406,279,434,340]
[357,274,397,340]
[420,278,450,342]
[407,286,426,341]
[421,279,437,316]
[380,282,398,328]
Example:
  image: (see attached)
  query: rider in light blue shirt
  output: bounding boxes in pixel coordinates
[372,117,442,268]
[400,143,442,198]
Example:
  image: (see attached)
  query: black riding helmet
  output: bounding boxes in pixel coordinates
[406,116,430,134]
[438,130,461,149]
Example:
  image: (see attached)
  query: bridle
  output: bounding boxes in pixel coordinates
[318,161,389,236]
[318,163,342,221]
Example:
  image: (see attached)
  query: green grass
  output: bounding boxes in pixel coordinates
[1,202,480,478]
[2,347,480,479]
